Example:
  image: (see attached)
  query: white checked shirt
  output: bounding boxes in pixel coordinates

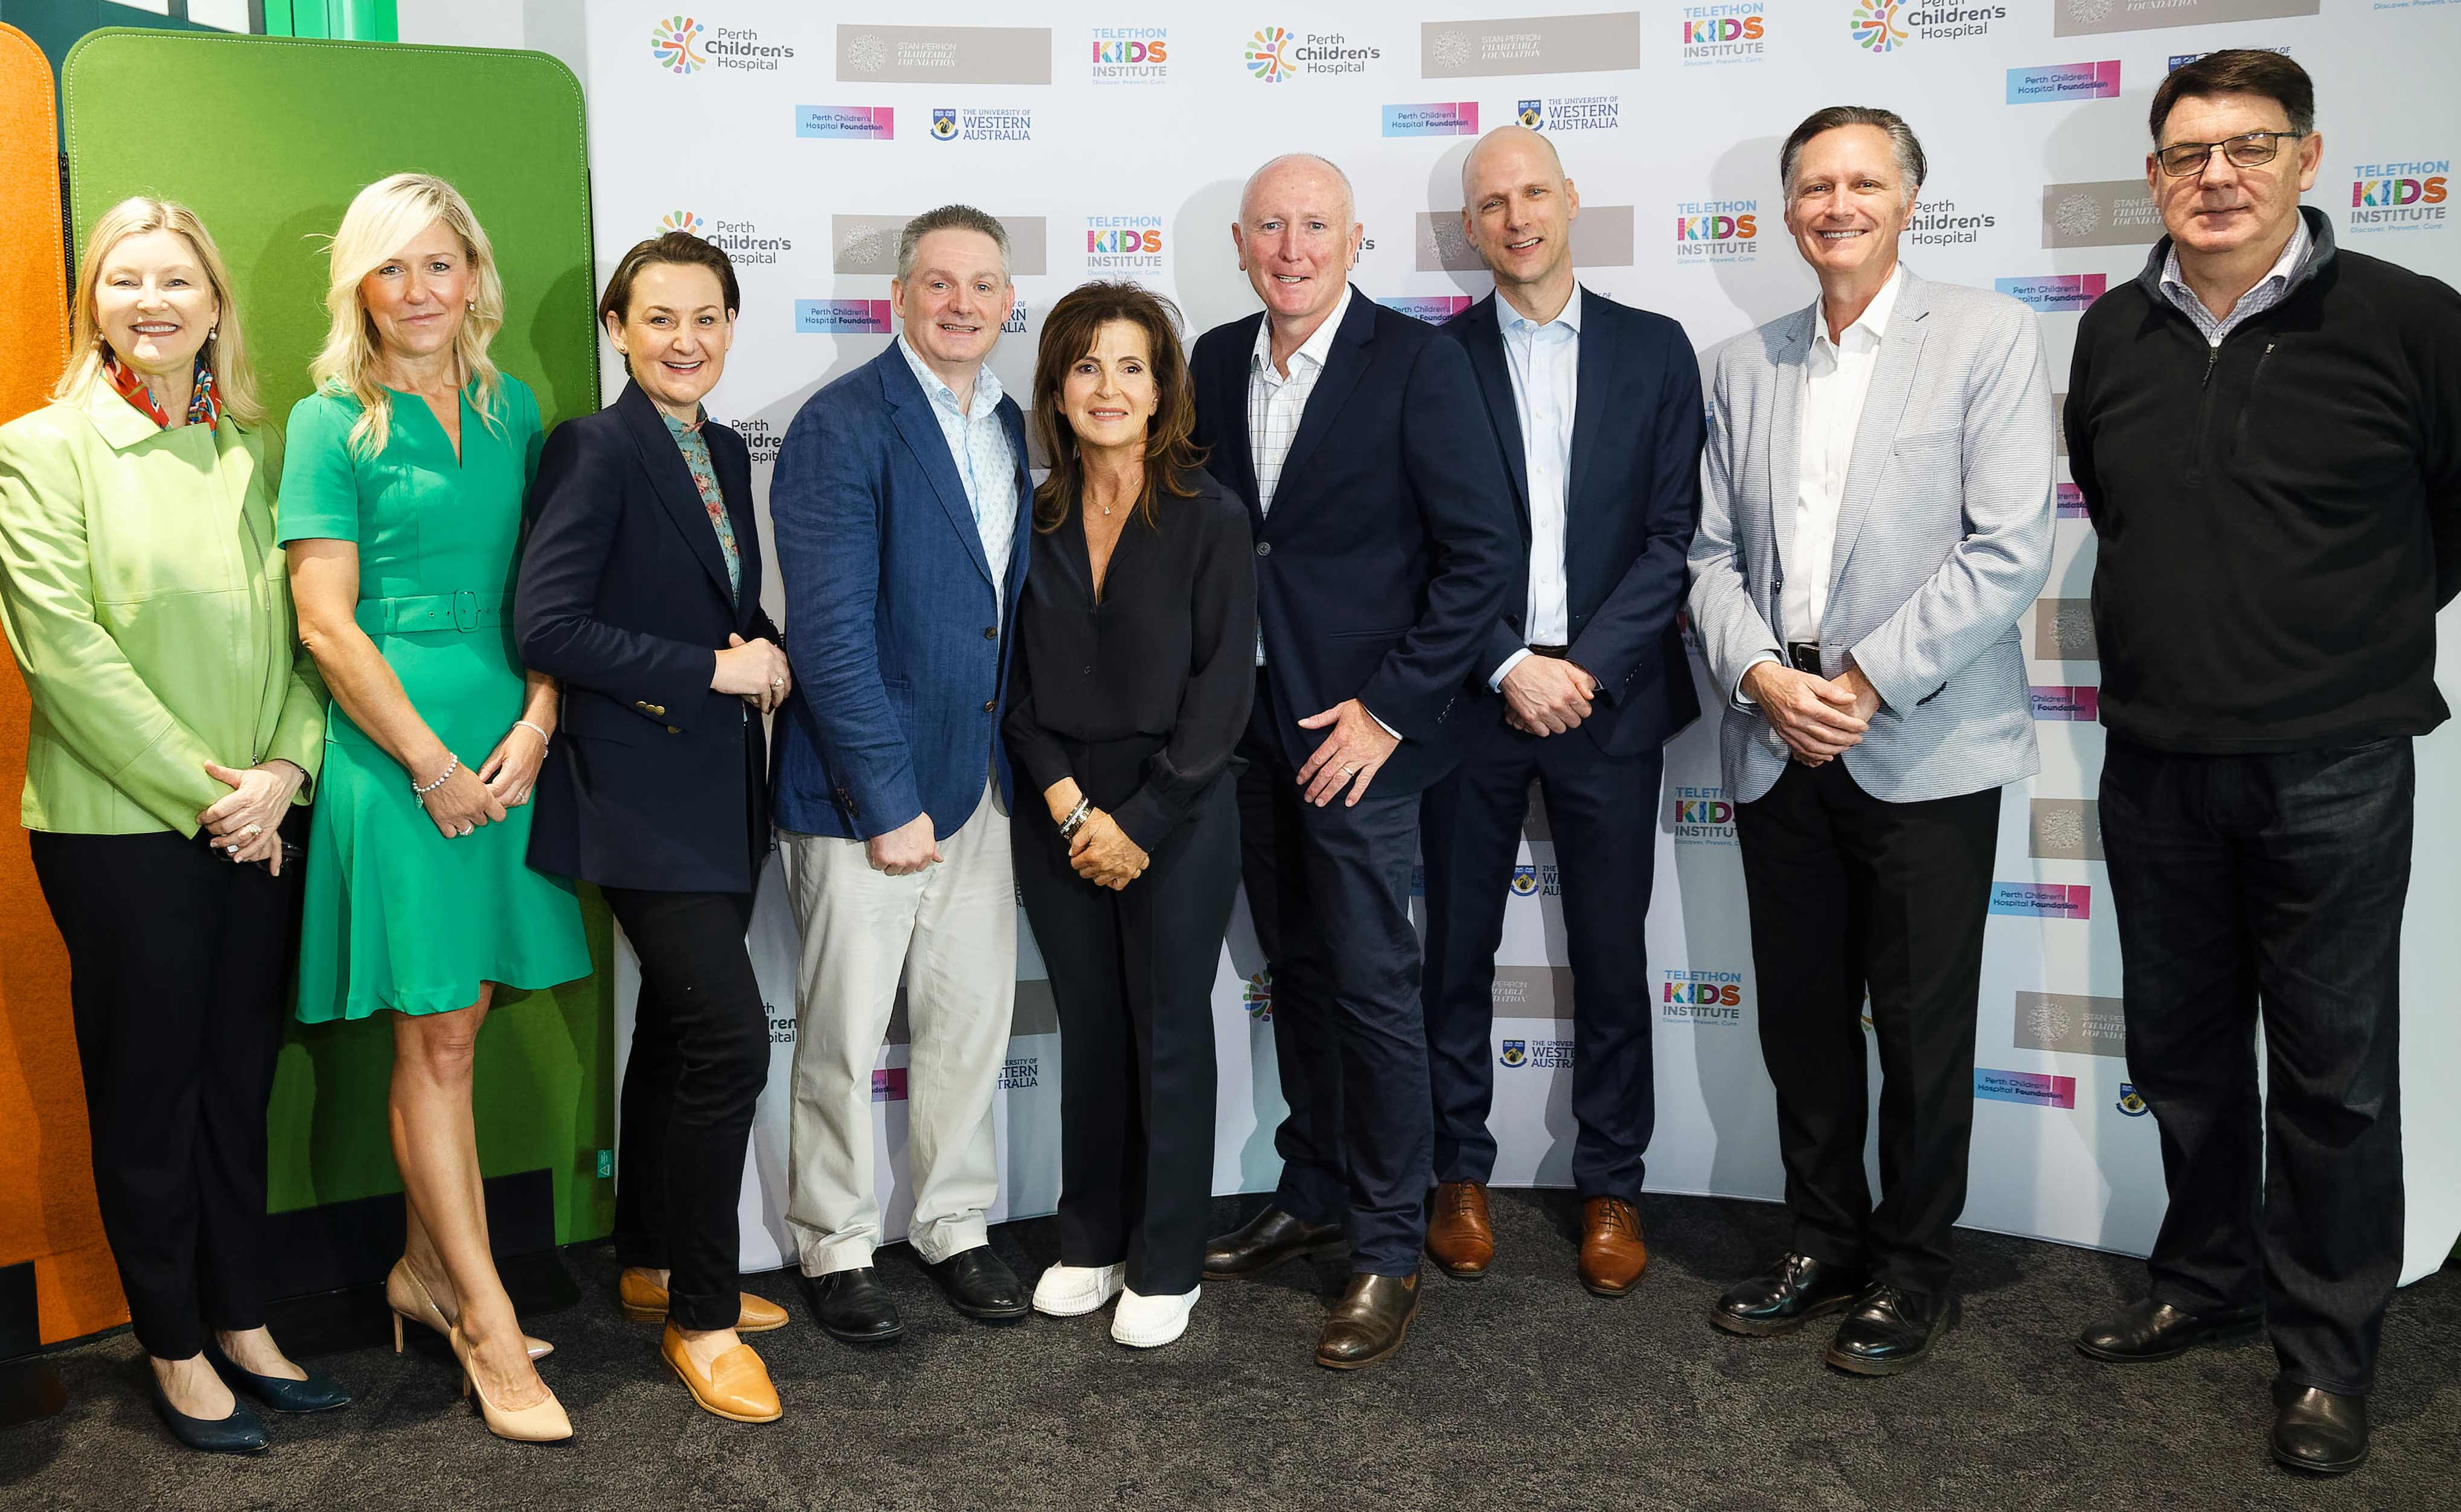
[1490,293,1581,689]
[1246,282,1352,668]
[899,336,1019,611]
[2160,214,2309,347]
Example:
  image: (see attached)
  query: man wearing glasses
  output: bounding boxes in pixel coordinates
[2066,51,2461,1477]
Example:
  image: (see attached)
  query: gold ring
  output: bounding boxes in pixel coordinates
[1340,763,1359,775]
[242,823,263,837]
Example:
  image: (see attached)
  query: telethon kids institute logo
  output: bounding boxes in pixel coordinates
[1675,200,1758,260]
[1662,969,1744,1026]
[1680,4,1765,65]
[1518,96,1621,131]
[1670,786,1736,845]
[651,15,705,73]
[2350,158,2448,234]
[1091,27,1168,84]
[1087,217,1164,273]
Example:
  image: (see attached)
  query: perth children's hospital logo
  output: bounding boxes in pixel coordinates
[661,210,706,236]
[1852,2,1906,52]
[651,14,706,74]
[1247,26,1296,81]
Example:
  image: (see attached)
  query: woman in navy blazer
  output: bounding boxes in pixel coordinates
[515,234,789,1424]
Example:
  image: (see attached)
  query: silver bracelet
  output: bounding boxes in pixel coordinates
[412,755,458,797]
[514,719,551,752]
[1057,796,1093,840]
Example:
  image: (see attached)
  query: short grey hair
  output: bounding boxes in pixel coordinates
[1778,106,1928,201]
[1241,153,1357,228]
[896,204,1011,284]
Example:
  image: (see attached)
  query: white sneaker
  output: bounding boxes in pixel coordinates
[1031,1263,1125,1318]
[1110,1286,1200,1348]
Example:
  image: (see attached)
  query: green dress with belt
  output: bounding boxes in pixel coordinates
[277,377,591,1021]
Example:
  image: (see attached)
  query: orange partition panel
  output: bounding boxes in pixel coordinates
[0,21,121,1347]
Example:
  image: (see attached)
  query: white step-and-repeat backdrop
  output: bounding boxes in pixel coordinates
[581,1,2461,1281]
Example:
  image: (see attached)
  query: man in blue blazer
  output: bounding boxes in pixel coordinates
[769,206,1034,1343]
[1192,153,1518,1369]
[1418,128,1704,1300]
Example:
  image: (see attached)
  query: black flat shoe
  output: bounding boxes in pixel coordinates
[1825,1284,1958,1376]
[804,1266,904,1345]
[926,1246,1028,1321]
[149,1382,270,1455]
[1203,1207,1346,1281]
[2270,1381,2369,1475]
[204,1342,351,1414]
[2076,1298,2263,1364]
[1711,1252,1867,1338]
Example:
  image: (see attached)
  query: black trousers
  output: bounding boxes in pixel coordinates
[604,885,769,1331]
[1420,735,1663,1203]
[1013,745,1237,1296]
[1735,759,1999,1302]
[30,818,304,1359]
[2101,735,2411,1396]
[1237,690,1432,1276]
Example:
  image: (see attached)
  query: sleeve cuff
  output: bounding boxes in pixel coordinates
[1489,648,1531,692]
[1733,651,1780,709]
[1365,707,1403,742]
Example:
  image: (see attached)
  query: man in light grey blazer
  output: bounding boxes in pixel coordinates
[1686,106,2055,1376]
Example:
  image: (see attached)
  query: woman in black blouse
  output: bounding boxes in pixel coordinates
[1005,281,1255,1349]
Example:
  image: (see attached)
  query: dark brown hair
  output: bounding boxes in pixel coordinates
[2151,49,2314,143]
[597,231,741,328]
[1778,105,1926,199]
[1029,281,1206,532]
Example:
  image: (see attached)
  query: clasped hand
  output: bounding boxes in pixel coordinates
[714,634,792,714]
[1069,809,1148,891]
[1743,660,1881,766]
[1502,656,1599,737]
[199,760,304,873]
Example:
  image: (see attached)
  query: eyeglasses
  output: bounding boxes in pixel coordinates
[2155,130,2305,178]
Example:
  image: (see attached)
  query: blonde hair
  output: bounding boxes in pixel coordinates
[310,172,508,458]
[54,197,264,429]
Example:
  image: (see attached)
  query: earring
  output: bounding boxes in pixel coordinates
[207,327,218,342]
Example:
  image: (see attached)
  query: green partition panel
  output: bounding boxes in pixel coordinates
[60,30,610,1248]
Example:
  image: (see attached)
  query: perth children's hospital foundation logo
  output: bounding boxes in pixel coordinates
[651,14,706,73]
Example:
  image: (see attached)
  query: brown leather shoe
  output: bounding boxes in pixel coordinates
[621,1266,792,1333]
[1426,1181,1494,1279]
[1203,1207,1346,1281]
[1578,1197,1647,1297]
[660,1322,782,1423]
[1315,1271,1421,1371]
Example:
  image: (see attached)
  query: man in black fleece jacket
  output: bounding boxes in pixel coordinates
[2066,50,2461,1479]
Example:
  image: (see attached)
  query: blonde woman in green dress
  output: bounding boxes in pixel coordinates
[281,173,590,1444]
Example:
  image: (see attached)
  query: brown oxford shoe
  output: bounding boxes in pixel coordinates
[1316,1271,1421,1371]
[1578,1196,1647,1297]
[620,1266,791,1333]
[1426,1181,1494,1279]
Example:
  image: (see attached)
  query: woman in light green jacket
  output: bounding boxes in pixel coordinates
[0,198,345,1455]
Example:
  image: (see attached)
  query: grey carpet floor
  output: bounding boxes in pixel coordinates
[2,1190,2453,1511]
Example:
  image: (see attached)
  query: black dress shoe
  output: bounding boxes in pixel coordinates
[204,1342,351,1414]
[1825,1284,1958,1376]
[148,1382,270,1455]
[2271,1380,2369,1475]
[1316,1271,1420,1371]
[1203,1207,1346,1281]
[1711,1252,1867,1338]
[926,1246,1029,1321]
[804,1266,904,1345]
[2076,1297,2264,1364]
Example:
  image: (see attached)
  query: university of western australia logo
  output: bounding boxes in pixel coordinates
[1519,95,1620,132]
[1519,99,1542,127]
[1247,25,1296,81]
[1675,200,1758,261]
[932,107,959,141]
[1851,2,1906,51]
[930,106,1034,144]
[660,210,706,237]
[2116,1083,2149,1117]
[1509,863,1540,897]
[2350,156,2449,234]
[651,14,705,73]
[1499,1039,1528,1067]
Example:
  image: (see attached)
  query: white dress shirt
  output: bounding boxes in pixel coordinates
[899,336,1019,613]
[1246,284,1348,671]
[1488,293,1581,689]
[1784,264,1905,649]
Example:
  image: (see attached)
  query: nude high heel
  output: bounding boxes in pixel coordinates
[448,1323,572,1443]
[388,1259,555,1360]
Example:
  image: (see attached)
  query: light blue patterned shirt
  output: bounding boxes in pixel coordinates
[2160,215,2309,348]
[898,336,1019,611]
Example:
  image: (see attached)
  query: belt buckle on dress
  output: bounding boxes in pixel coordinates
[452,589,480,633]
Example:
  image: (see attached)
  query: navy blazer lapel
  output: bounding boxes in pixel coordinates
[1464,296,1531,525]
[615,380,734,604]
[712,424,761,619]
[1564,287,1614,528]
[878,345,996,591]
[1270,287,1377,516]
[1208,316,1262,527]
[999,395,1032,606]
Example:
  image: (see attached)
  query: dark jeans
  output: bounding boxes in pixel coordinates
[1237,691,1433,1276]
[1420,736,1663,1204]
[1014,754,1237,1295]
[30,818,304,1360]
[604,886,769,1331]
[1736,759,2000,1303]
[2100,734,2411,1396]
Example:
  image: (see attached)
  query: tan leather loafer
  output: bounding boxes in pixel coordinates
[621,1267,791,1333]
[1425,1181,1494,1278]
[1578,1196,1647,1297]
[661,1322,781,1423]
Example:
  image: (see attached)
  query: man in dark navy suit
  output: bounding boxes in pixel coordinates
[1418,127,1704,1298]
[1191,153,1518,1369]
